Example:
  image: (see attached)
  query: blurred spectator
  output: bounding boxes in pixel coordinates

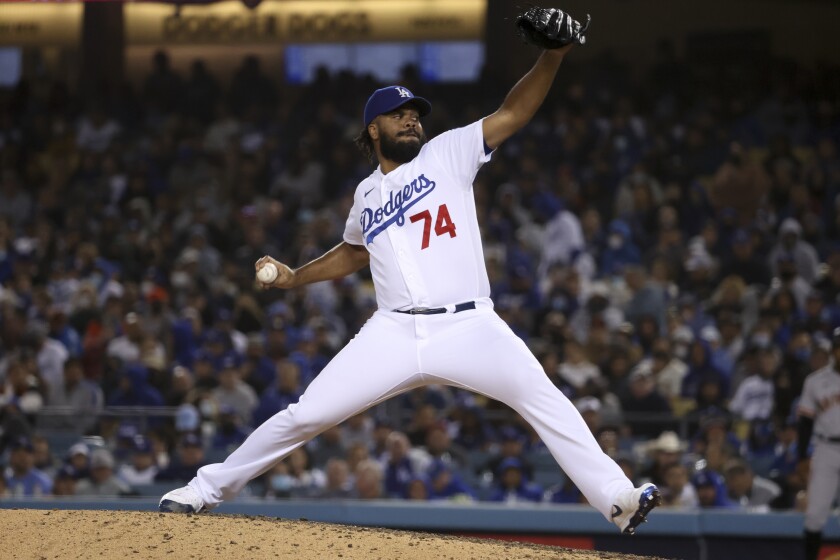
[240,334,276,393]
[406,404,442,447]
[107,364,164,407]
[228,55,277,115]
[641,431,687,487]
[24,321,68,396]
[382,431,423,498]
[252,359,302,427]
[769,219,819,284]
[405,475,431,501]
[723,458,781,511]
[489,457,543,504]
[143,50,183,115]
[212,405,251,450]
[539,201,585,276]
[314,458,353,499]
[3,436,51,497]
[352,459,384,500]
[423,423,466,467]
[155,434,206,482]
[620,362,671,437]
[558,339,601,394]
[175,403,201,435]
[692,470,734,508]
[46,357,103,432]
[649,338,688,401]
[75,449,131,496]
[76,106,120,153]
[729,347,777,421]
[345,442,370,474]
[65,443,90,480]
[265,447,324,498]
[622,266,667,334]
[426,459,476,501]
[340,412,375,450]
[660,463,698,508]
[0,170,32,228]
[720,230,771,286]
[31,435,58,479]
[51,465,78,497]
[182,60,221,121]
[117,436,159,486]
[451,405,494,451]
[575,397,603,434]
[210,354,258,424]
[308,426,345,468]
[106,313,146,366]
[165,366,194,407]
[600,220,641,277]
[479,426,533,482]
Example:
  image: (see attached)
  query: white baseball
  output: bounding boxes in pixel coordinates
[257,262,279,283]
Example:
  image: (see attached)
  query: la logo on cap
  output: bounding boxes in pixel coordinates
[395,87,411,98]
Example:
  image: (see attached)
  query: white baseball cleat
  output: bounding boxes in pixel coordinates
[159,485,207,514]
[611,483,662,535]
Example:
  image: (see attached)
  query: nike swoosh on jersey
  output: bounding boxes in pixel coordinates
[364,187,376,197]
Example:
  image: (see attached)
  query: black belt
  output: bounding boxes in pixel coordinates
[393,301,476,315]
[817,434,840,444]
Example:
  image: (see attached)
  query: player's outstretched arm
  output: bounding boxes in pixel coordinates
[482,46,572,151]
[255,242,369,290]
[483,7,589,150]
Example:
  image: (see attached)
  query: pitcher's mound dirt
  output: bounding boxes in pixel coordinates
[0,509,662,559]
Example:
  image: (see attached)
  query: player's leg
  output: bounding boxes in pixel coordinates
[804,445,840,560]
[163,311,423,511]
[419,308,645,525]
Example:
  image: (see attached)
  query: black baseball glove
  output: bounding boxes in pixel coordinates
[515,7,591,49]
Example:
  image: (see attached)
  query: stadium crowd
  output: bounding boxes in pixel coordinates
[1,45,839,512]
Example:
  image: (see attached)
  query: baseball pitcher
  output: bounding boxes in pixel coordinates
[160,7,660,534]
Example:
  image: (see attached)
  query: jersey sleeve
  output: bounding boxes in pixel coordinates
[797,376,817,416]
[343,191,365,246]
[428,119,493,189]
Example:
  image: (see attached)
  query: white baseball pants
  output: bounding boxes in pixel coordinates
[189,303,633,519]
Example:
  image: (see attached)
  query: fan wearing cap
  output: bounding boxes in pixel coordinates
[425,459,476,501]
[691,469,734,509]
[797,327,840,560]
[117,436,159,486]
[75,448,131,496]
[488,457,543,504]
[209,353,257,425]
[4,436,52,497]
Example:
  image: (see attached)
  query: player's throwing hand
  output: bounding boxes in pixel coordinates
[255,256,295,289]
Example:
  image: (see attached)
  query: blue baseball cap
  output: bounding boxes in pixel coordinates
[363,86,432,127]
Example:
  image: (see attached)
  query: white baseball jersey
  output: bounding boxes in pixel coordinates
[343,120,492,311]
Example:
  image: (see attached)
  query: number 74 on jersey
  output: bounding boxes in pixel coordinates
[409,204,457,250]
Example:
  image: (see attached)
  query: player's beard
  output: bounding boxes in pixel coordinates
[379,129,426,164]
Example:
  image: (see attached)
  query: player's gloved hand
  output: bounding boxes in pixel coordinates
[255,256,296,289]
[515,7,590,49]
